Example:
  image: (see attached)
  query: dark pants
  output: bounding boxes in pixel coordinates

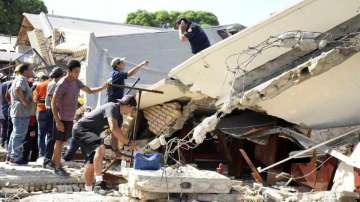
[44,112,55,162]
[1,108,12,147]
[63,135,86,161]
[22,124,38,162]
[0,119,6,146]
[36,110,53,156]
[73,124,102,164]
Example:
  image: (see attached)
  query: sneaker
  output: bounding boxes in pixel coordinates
[93,181,111,195]
[43,160,55,169]
[54,167,70,177]
[36,156,45,165]
[10,159,28,166]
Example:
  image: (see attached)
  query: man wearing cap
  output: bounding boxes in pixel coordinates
[7,63,36,165]
[51,60,108,176]
[107,58,149,103]
[176,18,211,54]
[74,95,137,193]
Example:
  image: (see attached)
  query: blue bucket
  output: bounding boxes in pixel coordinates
[133,152,161,170]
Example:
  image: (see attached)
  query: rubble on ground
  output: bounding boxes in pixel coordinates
[3,1,360,201]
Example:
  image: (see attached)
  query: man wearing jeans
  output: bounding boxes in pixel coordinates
[8,63,35,165]
[33,74,50,158]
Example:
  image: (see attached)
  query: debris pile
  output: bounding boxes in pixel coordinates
[3,1,360,201]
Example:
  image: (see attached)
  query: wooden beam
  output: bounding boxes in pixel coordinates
[239,149,264,184]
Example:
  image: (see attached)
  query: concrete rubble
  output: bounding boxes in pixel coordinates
[125,165,232,194]
[0,162,84,193]
[3,0,360,201]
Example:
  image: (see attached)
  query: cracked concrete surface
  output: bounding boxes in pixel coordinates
[241,48,360,128]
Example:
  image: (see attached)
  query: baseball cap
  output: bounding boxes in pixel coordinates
[111,57,126,68]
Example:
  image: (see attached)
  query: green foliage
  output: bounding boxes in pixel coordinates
[126,10,219,28]
[0,0,48,35]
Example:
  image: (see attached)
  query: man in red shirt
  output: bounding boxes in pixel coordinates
[33,74,50,158]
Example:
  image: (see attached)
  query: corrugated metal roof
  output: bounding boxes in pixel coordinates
[23,13,163,37]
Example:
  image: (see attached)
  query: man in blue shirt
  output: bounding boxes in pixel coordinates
[176,18,211,54]
[107,58,149,103]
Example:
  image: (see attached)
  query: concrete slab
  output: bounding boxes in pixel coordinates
[254,52,360,128]
[126,165,232,194]
[0,162,83,187]
[21,192,136,202]
[140,79,204,109]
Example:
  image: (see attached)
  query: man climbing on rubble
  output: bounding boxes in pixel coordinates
[107,57,149,103]
[51,60,108,176]
[73,95,137,193]
[176,18,211,54]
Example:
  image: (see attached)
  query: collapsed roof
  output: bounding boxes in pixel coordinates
[16,13,164,46]
[140,0,360,129]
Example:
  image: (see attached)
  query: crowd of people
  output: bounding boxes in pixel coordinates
[0,58,147,193]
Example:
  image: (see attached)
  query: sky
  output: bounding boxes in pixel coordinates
[42,0,302,27]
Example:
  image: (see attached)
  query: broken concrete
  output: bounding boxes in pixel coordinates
[124,165,232,194]
[119,183,167,200]
[21,192,136,202]
[140,78,205,109]
[332,144,360,192]
[0,162,84,193]
[296,191,359,202]
[237,47,360,107]
[235,46,360,128]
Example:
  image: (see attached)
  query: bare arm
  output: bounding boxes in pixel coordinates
[107,117,129,145]
[127,60,149,77]
[51,93,61,123]
[33,87,39,103]
[178,21,188,42]
[81,83,108,94]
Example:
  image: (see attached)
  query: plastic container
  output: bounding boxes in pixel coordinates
[133,152,161,170]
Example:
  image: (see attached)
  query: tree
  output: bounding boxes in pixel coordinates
[126,10,219,28]
[0,0,48,35]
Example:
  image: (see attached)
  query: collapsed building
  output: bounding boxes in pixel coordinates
[2,0,360,201]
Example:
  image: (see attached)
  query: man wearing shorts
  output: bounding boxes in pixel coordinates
[51,60,108,176]
[74,95,136,192]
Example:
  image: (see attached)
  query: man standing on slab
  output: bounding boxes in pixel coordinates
[176,18,211,54]
[107,57,149,103]
[51,60,108,176]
